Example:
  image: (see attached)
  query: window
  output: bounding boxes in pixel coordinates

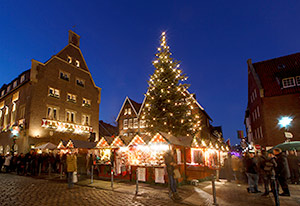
[13,81,17,88]
[254,89,257,99]
[252,113,255,121]
[296,76,300,86]
[123,119,128,130]
[11,102,17,124]
[254,109,257,120]
[129,119,133,129]
[257,106,260,118]
[66,110,76,123]
[3,106,9,129]
[67,56,72,63]
[20,74,25,83]
[82,98,91,107]
[1,90,5,97]
[129,133,133,137]
[124,108,128,115]
[128,108,131,115]
[7,85,11,93]
[133,118,138,128]
[82,114,90,125]
[282,77,295,88]
[67,93,76,103]
[257,128,260,139]
[75,60,80,67]
[60,71,70,81]
[140,120,146,128]
[76,78,85,87]
[123,133,128,137]
[49,87,60,98]
[19,106,25,119]
[47,107,58,120]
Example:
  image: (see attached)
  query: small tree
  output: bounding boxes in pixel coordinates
[142,32,200,137]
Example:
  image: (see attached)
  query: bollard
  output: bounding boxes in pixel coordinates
[211,174,218,206]
[111,167,114,190]
[60,163,63,179]
[135,167,139,195]
[48,162,51,176]
[39,163,41,176]
[91,165,94,184]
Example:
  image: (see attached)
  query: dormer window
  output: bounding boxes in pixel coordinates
[20,75,25,83]
[124,108,128,115]
[128,108,131,115]
[282,77,295,88]
[7,85,11,92]
[13,81,18,88]
[67,56,72,64]
[277,64,286,69]
[1,90,5,97]
[76,60,80,67]
[60,71,70,81]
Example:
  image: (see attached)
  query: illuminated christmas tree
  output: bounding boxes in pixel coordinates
[142,32,200,137]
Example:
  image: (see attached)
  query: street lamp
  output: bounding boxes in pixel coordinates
[278,116,293,142]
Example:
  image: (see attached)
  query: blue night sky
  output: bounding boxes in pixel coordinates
[1,1,300,144]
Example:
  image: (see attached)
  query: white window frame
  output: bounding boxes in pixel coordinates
[1,90,4,97]
[75,60,80,67]
[7,85,11,92]
[49,87,60,98]
[296,76,300,86]
[66,110,76,123]
[257,106,260,118]
[13,81,17,88]
[67,56,72,64]
[124,108,128,115]
[123,119,128,130]
[82,114,90,126]
[128,108,131,115]
[140,120,146,128]
[67,93,76,103]
[59,71,70,81]
[76,78,85,87]
[282,77,295,88]
[47,106,59,120]
[82,98,91,107]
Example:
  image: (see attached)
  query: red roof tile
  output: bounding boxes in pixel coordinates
[252,52,300,97]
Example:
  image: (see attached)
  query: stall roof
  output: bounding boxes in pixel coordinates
[103,136,115,145]
[68,139,97,149]
[159,132,193,147]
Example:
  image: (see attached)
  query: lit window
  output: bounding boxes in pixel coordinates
[1,90,5,97]
[282,77,295,88]
[296,76,300,86]
[49,87,60,98]
[60,71,70,81]
[67,56,72,63]
[133,118,138,128]
[123,119,128,130]
[67,93,76,103]
[75,60,80,67]
[129,119,133,129]
[7,85,11,93]
[128,108,131,115]
[66,110,76,123]
[123,133,128,137]
[20,75,25,83]
[76,78,85,87]
[82,98,91,107]
[47,107,58,120]
[11,102,17,124]
[140,120,146,128]
[124,108,128,115]
[82,114,90,126]
[13,81,18,88]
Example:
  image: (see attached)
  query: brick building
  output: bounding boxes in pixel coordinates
[245,53,300,147]
[0,30,101,154]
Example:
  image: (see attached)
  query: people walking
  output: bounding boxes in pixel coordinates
[244,151,260,193]
[66,151,77,189]
[287,150,299,184]
[4,153,12,173]
[164,149,181,201]
[261,152,280,206]
[273,148,290,196]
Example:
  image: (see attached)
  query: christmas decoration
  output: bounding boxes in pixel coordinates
[142,32,200,137]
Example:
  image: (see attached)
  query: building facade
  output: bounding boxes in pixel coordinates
[0,30,101,154]
[245,53,300,147]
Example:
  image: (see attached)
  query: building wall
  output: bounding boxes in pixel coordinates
[118,101,139,137]
[257,94,300,146]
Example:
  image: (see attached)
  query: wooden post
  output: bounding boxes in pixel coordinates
[135,167,139,195]
[91,165,94,184]
[211,174,218,206]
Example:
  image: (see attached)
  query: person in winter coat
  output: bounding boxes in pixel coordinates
[244,151,261,193]
[273,148,290,196]
[287,150,299,184]
[66,151,77,188]
[4,153,12,173]
[261,153,280,206]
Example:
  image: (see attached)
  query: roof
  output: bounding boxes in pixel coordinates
[251,52,300,97]
[103,136,115,145]
[120,135,133,145]
[68,139,97,149]
[115,96,142,121]
[99,120,118,136]
[159,132,193,147]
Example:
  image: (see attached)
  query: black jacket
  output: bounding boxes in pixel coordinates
[245,156,258,174]
[275,152,290,179]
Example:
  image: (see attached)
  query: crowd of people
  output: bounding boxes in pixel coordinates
[224,148,299,206]
[0,150,65,176]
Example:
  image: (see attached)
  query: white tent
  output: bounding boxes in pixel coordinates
[35,142,57,150]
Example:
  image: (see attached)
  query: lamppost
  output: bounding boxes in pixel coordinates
[278,116,293,142]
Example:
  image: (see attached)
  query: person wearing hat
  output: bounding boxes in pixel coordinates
[273,148,290,196]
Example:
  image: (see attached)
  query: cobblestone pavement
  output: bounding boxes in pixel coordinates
[0,174,191,206]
